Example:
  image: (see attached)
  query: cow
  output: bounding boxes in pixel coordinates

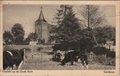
[3,48,25,70]
[61,50,89,69]
[61,50,79,65]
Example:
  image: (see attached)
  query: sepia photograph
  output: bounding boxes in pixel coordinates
[2,4,116,70]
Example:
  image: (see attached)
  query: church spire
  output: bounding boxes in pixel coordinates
[38,6,46,22]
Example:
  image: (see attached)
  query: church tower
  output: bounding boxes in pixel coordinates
[35,7,49,43]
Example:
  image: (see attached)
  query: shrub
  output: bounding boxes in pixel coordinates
[91,46,115,66]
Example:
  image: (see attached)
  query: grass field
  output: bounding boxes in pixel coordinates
[21,51,115,70]
[4,45,115,70]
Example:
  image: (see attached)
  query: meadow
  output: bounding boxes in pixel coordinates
[3,45,115,70]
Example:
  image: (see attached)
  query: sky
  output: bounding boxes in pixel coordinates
[3,5,115,38]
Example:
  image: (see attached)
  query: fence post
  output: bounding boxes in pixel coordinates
[23,49,26,64]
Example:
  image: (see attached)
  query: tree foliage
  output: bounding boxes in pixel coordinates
[11,23,25,44]
[27,32,38,41]
[55,5,82,49]
[94,26,115,45]
[80,5,105,28]
[80,5,106,45]
[3,31,13,45]
[54,5,115,52]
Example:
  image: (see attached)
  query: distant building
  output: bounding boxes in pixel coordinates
[35,7,49,43]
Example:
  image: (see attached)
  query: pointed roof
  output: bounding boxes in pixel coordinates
[37,7,46,22]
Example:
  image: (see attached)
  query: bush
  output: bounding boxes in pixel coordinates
[92,46,115,66]
[107,57,115,66]
[92,46,109,55]
[107,51,115,58]
[97,55,107,65]
[93,46,115,58]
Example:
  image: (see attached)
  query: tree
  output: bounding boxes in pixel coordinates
[79,5,106,45]
[49,25,58,42]
[27,32,38,41]
[55,5,82,49]
[94,26,115,45]
[11,23,25,44]
[3,31,13,45]
[79,28,96,51]
[80,5,105,28]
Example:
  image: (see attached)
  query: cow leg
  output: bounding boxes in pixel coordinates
[17,65,19,70]
[80,58,85,68]
[84,58,89,69]
[9,67,12,70]
[61,59,66,65]
[85,59,88,66]
[70,60,74,65]
[81,59,85,66]
[13,64,17,70]
[70,56,74,65]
